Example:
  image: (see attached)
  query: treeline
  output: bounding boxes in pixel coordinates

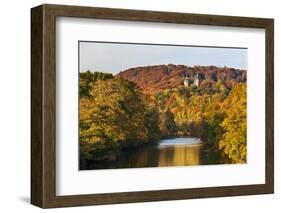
[79,71,159,161]
[79,71,247,164]
[118,64,247,94]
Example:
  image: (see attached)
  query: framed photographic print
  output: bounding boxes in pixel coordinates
[31,4,274,208]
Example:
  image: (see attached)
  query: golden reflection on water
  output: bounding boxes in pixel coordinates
[158,144,202,167]
[83,138,209,169]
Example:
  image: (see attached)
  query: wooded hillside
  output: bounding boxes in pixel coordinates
[80,65,247,165]
[118,64,246,94]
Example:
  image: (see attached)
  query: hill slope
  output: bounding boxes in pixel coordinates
[117,64,246,94]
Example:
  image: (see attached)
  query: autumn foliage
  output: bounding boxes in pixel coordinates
[79,65,247,164]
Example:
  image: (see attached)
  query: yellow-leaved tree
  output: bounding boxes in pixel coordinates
[219,83,247,163]
[80,77,148,160]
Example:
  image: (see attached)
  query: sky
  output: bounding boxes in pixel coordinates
[79,41,247,75]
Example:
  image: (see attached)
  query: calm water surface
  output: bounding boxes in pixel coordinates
[83,137,226,170]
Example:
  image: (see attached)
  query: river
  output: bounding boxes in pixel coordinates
[82,137,227,170]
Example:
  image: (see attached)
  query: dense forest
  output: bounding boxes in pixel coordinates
[118,64,246,94]
[80,65,247,166]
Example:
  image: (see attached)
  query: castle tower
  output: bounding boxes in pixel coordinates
[184,77,190,87]
[194,74,200,86]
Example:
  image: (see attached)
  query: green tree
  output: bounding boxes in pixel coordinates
[160,109,177,137]
[144,105,161,142]
[79,71,113,97]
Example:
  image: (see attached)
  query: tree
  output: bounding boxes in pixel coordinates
[144,105,161,142]
[219,83,247,163]
[80,77,148,160]
[159,109,177,137]
[79,71,113,97]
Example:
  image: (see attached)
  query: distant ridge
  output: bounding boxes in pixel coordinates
[117,64,247,94]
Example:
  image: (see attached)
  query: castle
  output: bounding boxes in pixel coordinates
[184,73,201,87]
